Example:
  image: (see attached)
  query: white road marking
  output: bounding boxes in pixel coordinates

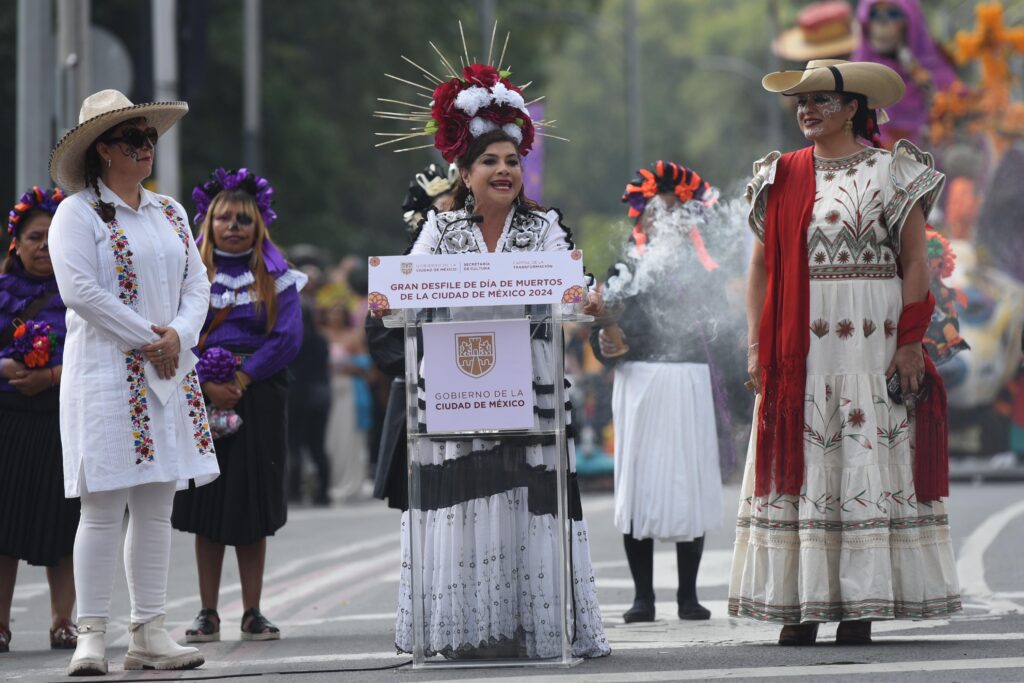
[956,499,1024,614]
[161,533,398,612]
[427,658,1024,681]
[10,581,48,602]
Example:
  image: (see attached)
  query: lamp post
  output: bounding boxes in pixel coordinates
[244,0,262,171]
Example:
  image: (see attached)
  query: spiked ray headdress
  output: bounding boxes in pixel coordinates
[374,22,563,163]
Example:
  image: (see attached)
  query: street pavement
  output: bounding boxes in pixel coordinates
[4,481,1023,682]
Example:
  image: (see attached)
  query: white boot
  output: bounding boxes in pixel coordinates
[123,616,204,671]
[66,617,108,676]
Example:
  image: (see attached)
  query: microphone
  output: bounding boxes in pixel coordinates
[466,214,484,223]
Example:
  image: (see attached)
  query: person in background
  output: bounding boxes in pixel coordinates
[48,89,215,675]
[852,0,957,146]
[171,168,305,644]
[322,270,371,502]
[368,162,458,512]
[0,187,79,654]
[287,266,332,506]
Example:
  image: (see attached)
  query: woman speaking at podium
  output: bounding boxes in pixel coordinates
[375,44,610,659]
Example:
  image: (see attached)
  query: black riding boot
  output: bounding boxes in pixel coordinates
[622,533,655,622]
[676,535,711,620]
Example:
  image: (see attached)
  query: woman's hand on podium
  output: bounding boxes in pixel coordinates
[369,307,392,319]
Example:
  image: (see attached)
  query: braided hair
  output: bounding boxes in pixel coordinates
[85,145,116,223]
[842,93,883,148]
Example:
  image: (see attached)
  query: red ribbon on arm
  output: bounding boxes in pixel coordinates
[897,290,949,502]
[755,147,816,498]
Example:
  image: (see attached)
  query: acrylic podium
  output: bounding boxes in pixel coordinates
[372,251,590,669]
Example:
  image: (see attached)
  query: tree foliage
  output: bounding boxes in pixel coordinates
[0,0,1009,270]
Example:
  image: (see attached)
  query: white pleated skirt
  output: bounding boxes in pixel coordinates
[612,361,723,542]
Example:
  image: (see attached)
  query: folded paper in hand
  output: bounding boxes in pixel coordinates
[144,348,199,405]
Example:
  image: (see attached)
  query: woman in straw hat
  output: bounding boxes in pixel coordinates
[48,89,217,675]
[729,60,961,646]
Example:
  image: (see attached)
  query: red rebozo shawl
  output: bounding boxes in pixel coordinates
[756,146,816,498]
[755,146,951,502]
[898,291,949,502]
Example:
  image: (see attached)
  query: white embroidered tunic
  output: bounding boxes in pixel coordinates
[49,181,218,497]
[729,142,961,623]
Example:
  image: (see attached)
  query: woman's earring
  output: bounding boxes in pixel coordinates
[105,158,112,168]
[845,119,854,131]
[465,190,476,213]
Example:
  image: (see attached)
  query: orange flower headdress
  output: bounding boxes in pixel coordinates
[622,161,720,270]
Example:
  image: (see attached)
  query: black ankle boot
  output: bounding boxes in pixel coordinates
[676,536,711,620]
[622,534,655,623]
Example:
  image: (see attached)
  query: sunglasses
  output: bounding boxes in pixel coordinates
[105,126,159,149]
[869,6,904,22]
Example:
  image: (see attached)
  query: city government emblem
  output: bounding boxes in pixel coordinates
[400,261,413,275]
[455,333,495,378]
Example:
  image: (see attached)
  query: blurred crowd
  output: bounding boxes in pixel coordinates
[285,254,382,505]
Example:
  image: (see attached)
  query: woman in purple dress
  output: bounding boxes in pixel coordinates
[171,169,305,643]
[0,187,79,654]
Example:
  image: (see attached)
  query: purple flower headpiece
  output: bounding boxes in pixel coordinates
[9,186,65,237]
[192,168,277,227]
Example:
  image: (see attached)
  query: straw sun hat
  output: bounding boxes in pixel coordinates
[49,89,188,193]
[773,1,859,62]
[762,59,905,112]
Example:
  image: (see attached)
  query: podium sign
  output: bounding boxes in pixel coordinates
[421,319,534,432]
[367,250,586,310]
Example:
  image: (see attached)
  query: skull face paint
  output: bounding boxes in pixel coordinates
[795,91,849,140]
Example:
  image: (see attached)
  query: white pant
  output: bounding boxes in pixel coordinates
[73,481,177,624]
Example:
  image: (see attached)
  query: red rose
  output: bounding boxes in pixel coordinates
[463,64,500,87]
[435,116,471,163]
[517,116,536,156]
[479,105,520,126]
[431,79,465,122]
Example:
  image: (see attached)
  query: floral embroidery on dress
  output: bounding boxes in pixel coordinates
[836,319,855,339]
[863,319,877,337]
[125,351,155,464]
[104,216,140,307]
[160,199,192,282]
[503,211,547,252]
[811,319,830,338]
[807,173,896,280]
[183,370,215,456]
[848,408,866,428]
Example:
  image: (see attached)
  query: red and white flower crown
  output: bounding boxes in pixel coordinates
[374,23,561,163]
